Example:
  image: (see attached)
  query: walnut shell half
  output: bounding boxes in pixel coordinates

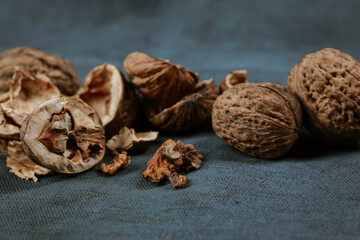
[76,64,137,138]
[288,48,360,146]
[148,79,219,133]
[212,83,302,159]
[0,47,79,96]
[20,97,105,173]
[124,51,199,108]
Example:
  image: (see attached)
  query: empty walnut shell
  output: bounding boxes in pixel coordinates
[288,48,360,146]
[212,83,302,159]
[124,51,199,108]
[0,47,79,96]
[219,70,247,93]
[20,97,105,173]
[76,64,137,138]
[148,79,219,133]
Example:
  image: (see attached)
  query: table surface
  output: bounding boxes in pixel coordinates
[1,0,360,239]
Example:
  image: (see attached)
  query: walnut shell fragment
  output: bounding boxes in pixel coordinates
[288,48,360,146]
[101,151,131,175]
[77,64,137,138]
[148,79,219,133]
[6,140,51,182]
[106,126,158,152]
[142,139,203,188]
[220,70,247,93]
[212,83,302,159]
[0,69,61,154]
[0,47,79,96]
[21,97,105,173]
[124,51,199,108]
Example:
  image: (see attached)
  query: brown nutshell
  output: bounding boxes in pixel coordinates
[77,64,138,138]
[124,51,199,108]
[20,97,106,173]
[0,47,79,96]
[287,48,360,146]
[212,83,302,159]
[148,79,219,133]
[220,70,247,93]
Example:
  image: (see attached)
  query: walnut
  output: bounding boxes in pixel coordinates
[147,79,219,132]
[288,48,360,146]
[101,151,131,175]
[124,51,199,108]
[76,64,138,138]
[220,70,247,93]
[20,97,105,173]
[106,126,158,152]
[212,83,302,159]
[169,172,187,189]
[142,139,203,188]
[0,47,79,96]
[6,140,51,182]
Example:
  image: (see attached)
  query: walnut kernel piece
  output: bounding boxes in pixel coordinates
[169,172,187,189]
[148,79,219,132]
[6,140,51,182]
[106,127,158,152]
[124,51,199,108]
[288,48,360,146]
[220,70,247,93]
[77,64,138,138]
[142,139,203,188]
[21,97,106,173]
[212,83,302,159]
[101,151,131,175]
[0,47,79,96]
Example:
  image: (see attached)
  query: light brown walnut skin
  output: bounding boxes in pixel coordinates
[124,51,199,108]
[0,47,79,96]
[101,151,131,175]
[212,83,302,159]
[288,48,360,146]
[21,97,106,174]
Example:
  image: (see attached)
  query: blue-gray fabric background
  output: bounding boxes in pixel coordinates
[1,0,360,239]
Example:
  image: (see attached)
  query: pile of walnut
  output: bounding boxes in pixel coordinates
[213,48,360,158]
[0,47,206,189]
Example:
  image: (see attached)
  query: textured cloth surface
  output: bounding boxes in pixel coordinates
[1,0,360,239]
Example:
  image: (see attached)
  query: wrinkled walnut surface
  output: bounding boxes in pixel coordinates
[6,140,51,182]
[77,64,137,138]
[21,97,105,173]
[212,83,302,159]
[124,51,199,108]
[220,70,247,93]
[142,139,203,188]
[0,47,79,96]
[288,48,360,145]
[148,79,219,132]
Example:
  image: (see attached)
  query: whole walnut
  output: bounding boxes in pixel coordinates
[212,83,302,159]
[0,47,79,96]
[288,48,360,146]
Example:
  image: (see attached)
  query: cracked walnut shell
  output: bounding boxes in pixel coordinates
[288,48,360,145]
[20,97,105,173]
[77,64,137,138]
[124,51,199,108]
[212,83,302,159]
[0,47,79,96]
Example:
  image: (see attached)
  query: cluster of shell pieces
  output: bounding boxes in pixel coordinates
[0,47,207,188]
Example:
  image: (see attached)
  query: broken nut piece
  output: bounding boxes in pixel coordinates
[20,97,106,173]
[142,139,203,188]
[106,127,158,152]
[220,70,247,93]
[101,151,131,175]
